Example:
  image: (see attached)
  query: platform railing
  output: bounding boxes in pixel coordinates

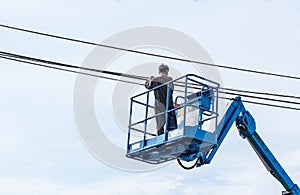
[127,74,220,153]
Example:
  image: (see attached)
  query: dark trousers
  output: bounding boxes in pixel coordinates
[155,100,177,135]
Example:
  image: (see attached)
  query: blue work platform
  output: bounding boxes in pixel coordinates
[126,74,219,164]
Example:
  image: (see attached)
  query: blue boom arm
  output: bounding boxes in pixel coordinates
[199,96,300,195]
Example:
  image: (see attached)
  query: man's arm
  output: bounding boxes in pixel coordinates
[145,76,155,89]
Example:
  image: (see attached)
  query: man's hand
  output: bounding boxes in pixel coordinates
[145,76,154,89]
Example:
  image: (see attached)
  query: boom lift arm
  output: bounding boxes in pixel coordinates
[200,96,300,195]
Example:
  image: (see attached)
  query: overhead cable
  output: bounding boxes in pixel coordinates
[0,23,300,80]
[0,55,142,85]
[1,50,300,101]
[1,51,300,111]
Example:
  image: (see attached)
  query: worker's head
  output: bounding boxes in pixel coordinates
[158,63,169,76]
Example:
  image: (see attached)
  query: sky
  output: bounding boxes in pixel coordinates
[0,0,300,194]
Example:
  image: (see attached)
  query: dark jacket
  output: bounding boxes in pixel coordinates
[145,75,177,132]
[145,75,174,108]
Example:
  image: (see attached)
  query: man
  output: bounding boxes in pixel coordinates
[145,63,177,135]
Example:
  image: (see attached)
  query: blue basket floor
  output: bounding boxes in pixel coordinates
[126,126,217,164]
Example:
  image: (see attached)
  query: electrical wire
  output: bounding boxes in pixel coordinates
[2,50,300,101]
[220,87,300,100]
[1,50,300,105]
[0,51,145,80]
[218,96,300,111]
[219,91,300,106]
[1,23,300,81]
[0,55,143,86]
[3,48,299,103]
[1,51,300,111]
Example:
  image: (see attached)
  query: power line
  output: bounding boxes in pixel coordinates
[1,23,300,81]
[0,55,142,85]
[1,50,300,103]
[2,50,300,101]
[0,51,144,80]
[219,91,300,106]
[220,87,300,100]
[1,51,300,111]
[219,97,300,111]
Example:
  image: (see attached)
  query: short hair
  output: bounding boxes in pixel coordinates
[159,63,169,73]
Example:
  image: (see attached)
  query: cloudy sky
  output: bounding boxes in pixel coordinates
[0,0,300,194]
